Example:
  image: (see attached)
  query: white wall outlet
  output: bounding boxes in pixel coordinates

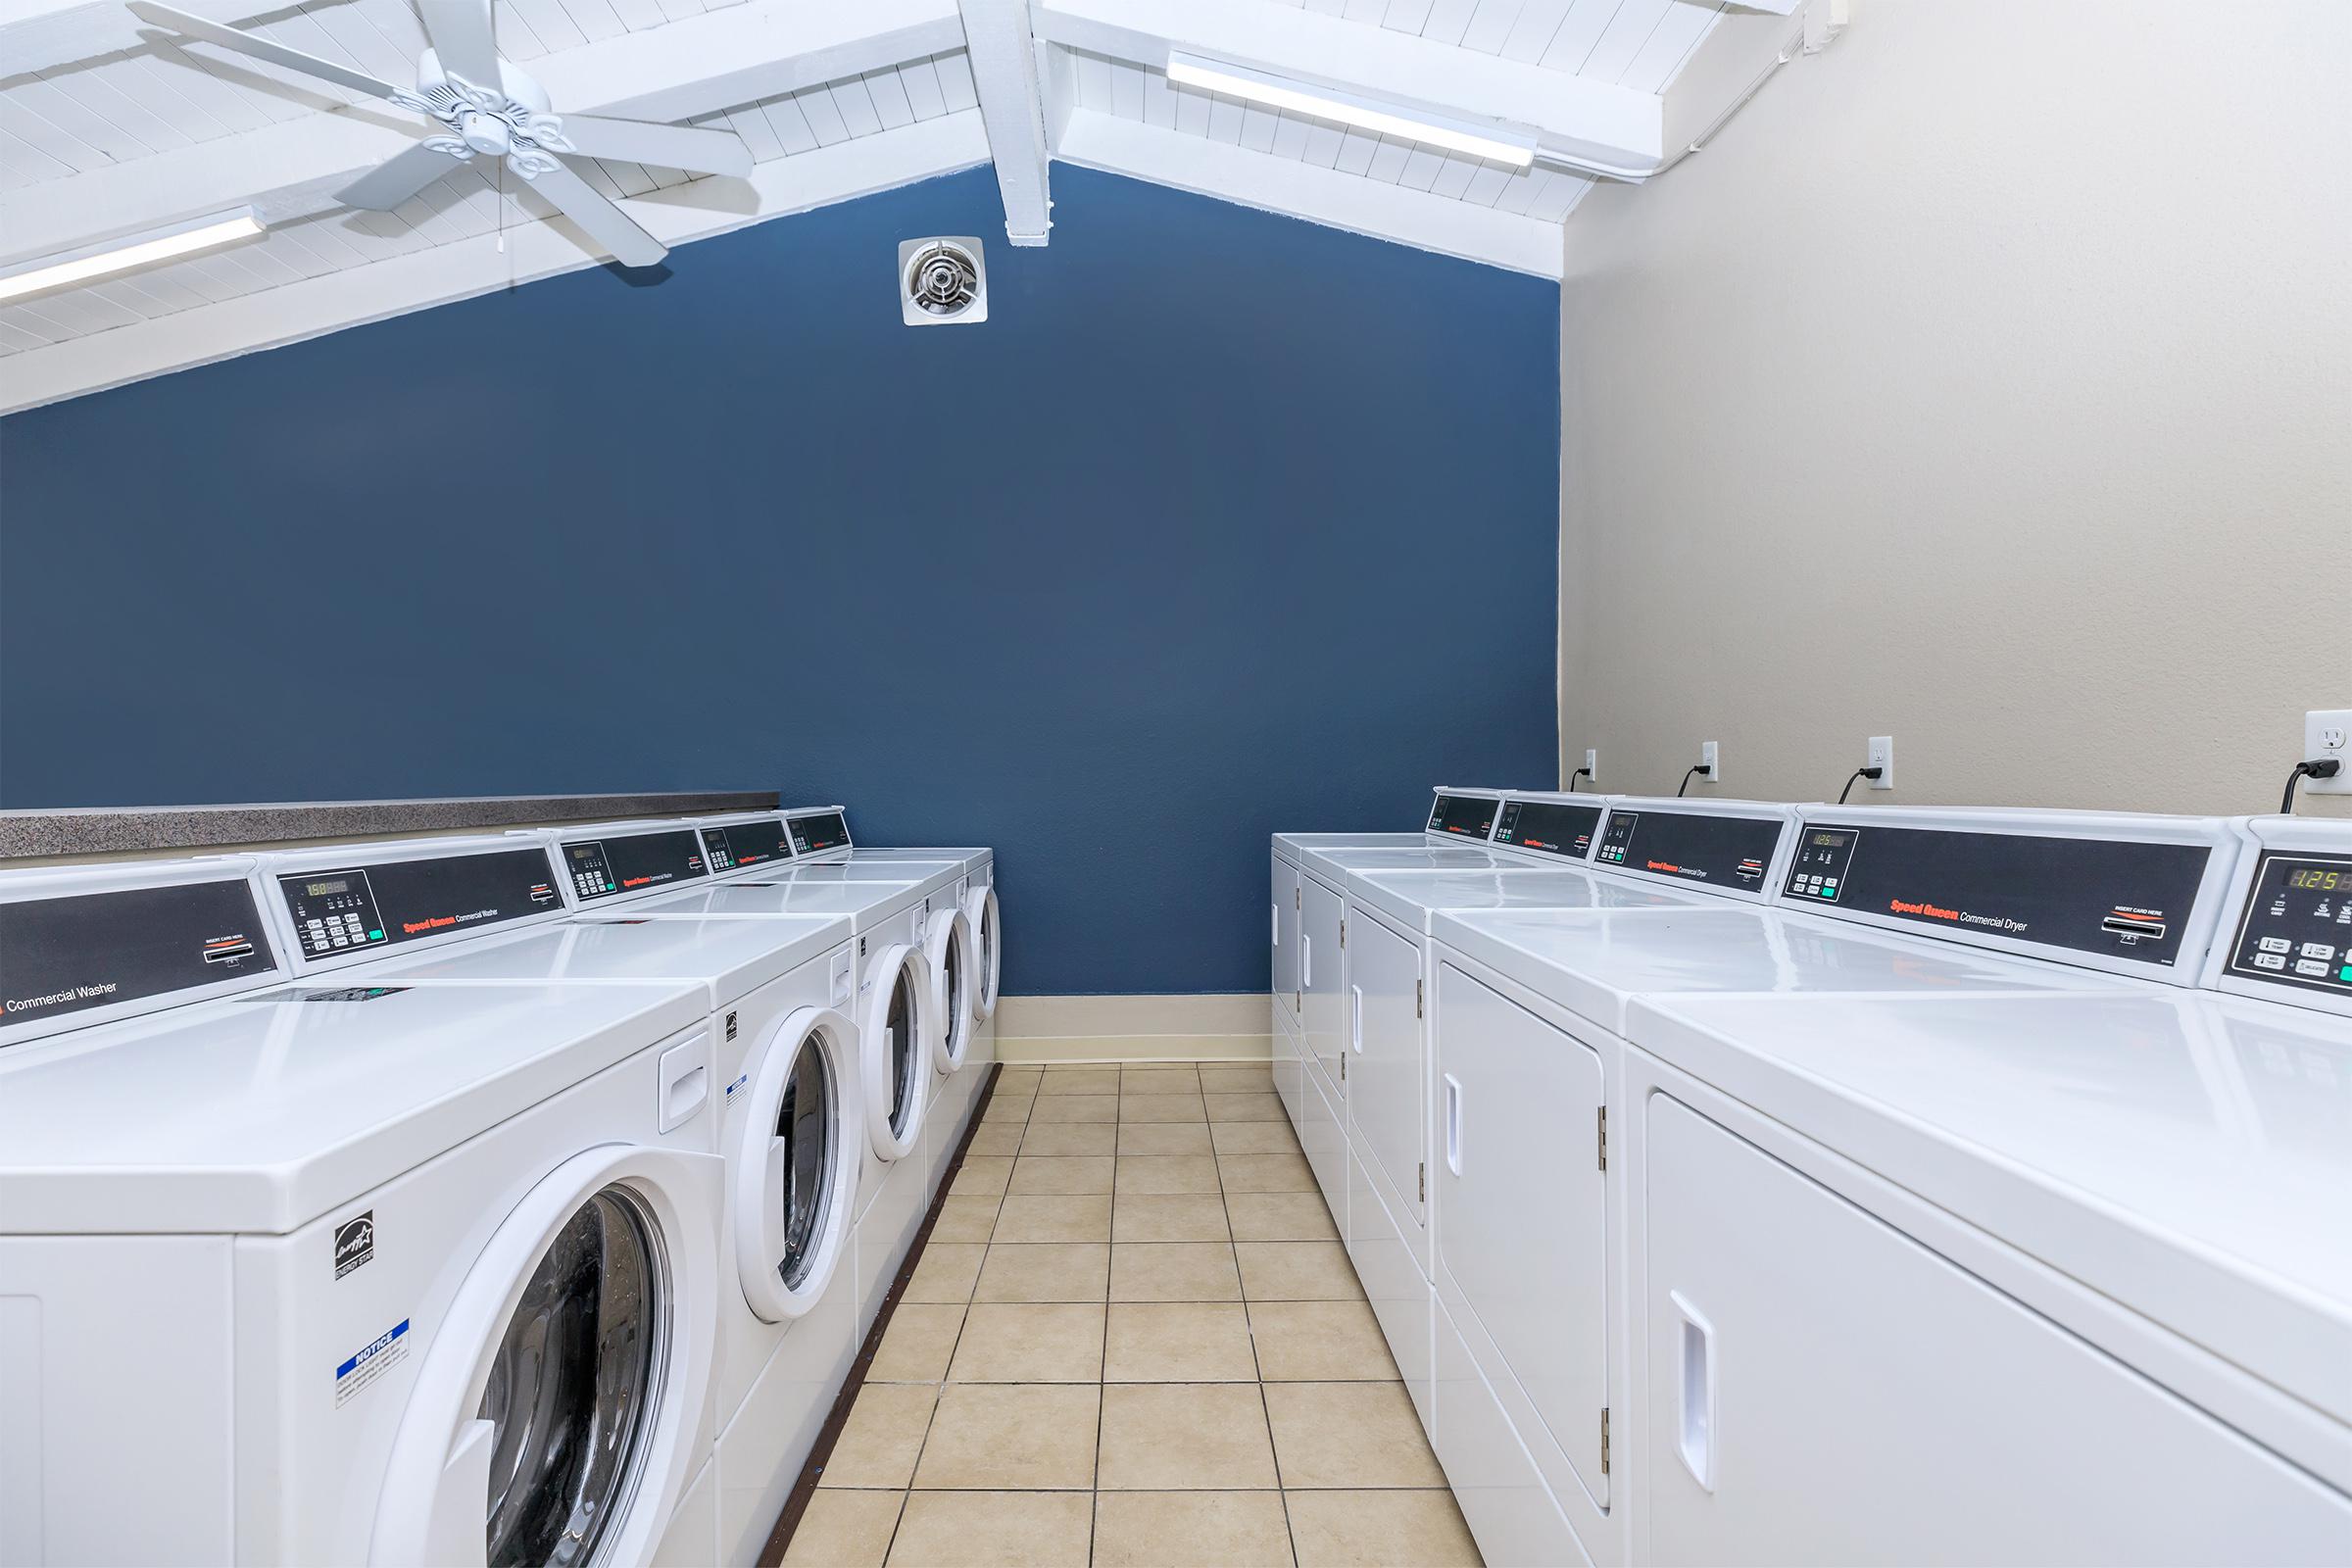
[2307,710,2351,795]
[1867,735,1894,790]
[1699,741,1720,783]
[1584,749,1598,783]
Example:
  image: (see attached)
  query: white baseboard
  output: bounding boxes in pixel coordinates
[993,994,1271,1065]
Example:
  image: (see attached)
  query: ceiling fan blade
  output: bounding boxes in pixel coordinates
[338,142,465,211]
[554,116,754,178]
[416,0,504,90]
[127,2,399,99]
[528,158,667,268]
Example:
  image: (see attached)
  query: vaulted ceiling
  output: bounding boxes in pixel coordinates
[0,0,1830,412]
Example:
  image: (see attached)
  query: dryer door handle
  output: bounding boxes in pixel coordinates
[1301,934,1312,990]
[1350,985,1363,1052]
[1443,1073,1464,1176]
[1671,1290,1719,1493]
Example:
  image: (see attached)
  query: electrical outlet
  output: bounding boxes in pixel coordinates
[1699,741,1720,783]
[1584,749,1598,784]
[2307,710,2351,795]
[1867,735,1894,790]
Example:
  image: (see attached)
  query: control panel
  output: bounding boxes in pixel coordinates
[1,877,277,1039]
[562,829,708,904]
[2224,853,2352,1000]
[1593,809,1780,891]
[276,846,563,960]
[1494,798,1603,859]
[788,811,852,855]
[1427,793,1497,839]
[1781,821,2210,968]
[703,817,795,874]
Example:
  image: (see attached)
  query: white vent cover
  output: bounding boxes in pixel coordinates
[900,236,987,326]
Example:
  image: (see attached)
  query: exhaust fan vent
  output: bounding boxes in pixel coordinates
[900,236,987,326]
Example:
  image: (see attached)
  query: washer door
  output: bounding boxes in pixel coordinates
[370,1145,718,1568]
[925,906,976,1075]
[734,1006,860,1322]
[962,883,1001,1021]
[859,942,932,1160]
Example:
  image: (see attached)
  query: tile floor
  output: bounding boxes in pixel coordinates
[784,1060,1482,1568]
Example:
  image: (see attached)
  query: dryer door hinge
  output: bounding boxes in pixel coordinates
[1597,1106,1607,1171]
[1418,1161,1426,1203]
[1415,978,1424,1019]
[1600,1407,1611,1474]
[1295,887,1300,911]
[1339,917,1346,949]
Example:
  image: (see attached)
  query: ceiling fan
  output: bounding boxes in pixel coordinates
[126,0,754,267]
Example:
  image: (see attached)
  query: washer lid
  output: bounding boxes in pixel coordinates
[604,880,927,928]
[777,860,962,899]
[370,914,849,1004]
[0,980,706,1235]
[1345,864,1703,933]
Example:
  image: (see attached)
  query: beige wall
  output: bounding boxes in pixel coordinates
[1557,0,2351,818]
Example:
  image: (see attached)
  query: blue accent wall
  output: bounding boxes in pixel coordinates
[0,166,1560,995]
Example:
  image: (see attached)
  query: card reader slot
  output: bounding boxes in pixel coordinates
[2101,915,2165,941]
[202,941,256,964]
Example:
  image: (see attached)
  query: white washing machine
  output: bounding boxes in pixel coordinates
[1420,804,2241,1568]
[1616,812,2350,1564]
[256,831,865,1568]
[0,857,720,1568]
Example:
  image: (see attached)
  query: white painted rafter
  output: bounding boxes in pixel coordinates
[955,0,1053,244]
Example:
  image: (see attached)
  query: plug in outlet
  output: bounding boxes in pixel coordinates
[1867,735,1894,790]
[2307,710,2351,796]
[1699,741,1720,784]
[1584,749,1598,785]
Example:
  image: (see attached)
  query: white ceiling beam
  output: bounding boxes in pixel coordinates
[0,111,991,415]
[1,0,291,79]
[1031,0,1663,176]
[1054,107,1562,279]
[1660,0,1811,158]
[1,0,963,265]
[955,0,1053,244]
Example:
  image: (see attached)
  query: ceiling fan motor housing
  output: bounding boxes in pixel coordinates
[899,237,988,326]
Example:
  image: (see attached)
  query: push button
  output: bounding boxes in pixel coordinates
[2294,959,2329,977]
[2258,937,2292,954]
[2253,953,2287,970]
[2300,942,2336,961]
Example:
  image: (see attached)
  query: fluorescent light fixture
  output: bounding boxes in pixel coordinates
[1165,53,1537,169]
[0,209,265,305]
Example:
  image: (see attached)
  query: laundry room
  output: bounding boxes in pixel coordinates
[0,2,2345,1566]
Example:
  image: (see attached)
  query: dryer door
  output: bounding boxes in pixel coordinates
[926,906,976,1074]
[370,1145,719,1568]
[735,1007,861,1322]
[860,942,933,1160]
[962,883,1001,1021]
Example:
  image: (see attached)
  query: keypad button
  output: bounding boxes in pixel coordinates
[2300,943,2335,961]
[2259,937,2292,954]
[2294,959,2329,977]
[2253,953,2287,970]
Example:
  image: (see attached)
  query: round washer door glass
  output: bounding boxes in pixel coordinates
[480,1186,663,1567]
[777,1034,835,1290]
[887,964,919,1136]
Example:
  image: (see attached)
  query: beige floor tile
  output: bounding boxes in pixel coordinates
[911,1383,1102,1491]
[903,1243,987,1303]
[1200,1066,1278,1094]
[1225,1192,1339,1243]
[869,1302,967,1383]
[932,1196,1004,1245]
[983,1094,1035,1126]
[1103,1301,1258,1382]
[887,1490,1093,1567]
[1037,1067,1120,1096]
[1119,1066,1200,1091]
[1116,1122,1213,1155]
[1235,1243,1364,1301]
[1111,1242,1243,1303]
[819,1383,938,1489]
[966,1121,1027,1158]
[1097,1383,1279,1491]
[1119,1093,1208,1123]
[1114,1154,1221,1195]
[1282,1491,1479,1566]
[953,1157,1016,1199]
[1263,1384,1444,1489]
[973,1243,1110,1302]
[1248,1300,1397,1382]
[991,1194,1113,1245]
[784,1490,906,1567]
[1017,1121,1118,1156]
[1211,1121,1302,1155]
[1030,1095,1118,1124]
[1205,1093,1287,1123]
[1007,1155,1114,1197]
[948,1302,1105,1383]
[1092,1492,1294,1567]
[1111,1192,1230,1243]
[1218,1152,1317,1194]
[996,1065,1044,1089]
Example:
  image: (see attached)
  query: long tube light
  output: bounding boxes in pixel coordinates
[0,209,265,306]
[1165,53,1537,169]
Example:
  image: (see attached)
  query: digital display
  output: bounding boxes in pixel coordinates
[1494,799,1603,858]
[564,830,708,903]
[1427,793,1496,838]
[789,811,852,855]
[1,879,276,1035]
[1594,809,1781,891]
[305,878,351,898]
[2227,852,2352,999]
[280,847,562,958]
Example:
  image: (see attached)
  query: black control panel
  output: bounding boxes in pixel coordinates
[562,830,708,904]
[2,878,276,1033]
[789,812,852,855]
[703,818,794,873]
[1782,821,2210,968]
[1593,809,1779,890]
[2225,852,2352,999]
[278,847,562,959]
[1427,793,1496,839]
[1494,799,1603,859]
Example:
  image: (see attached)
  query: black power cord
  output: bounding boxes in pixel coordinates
[1838,765,1886,805]
[1567,767,1592,792]
[2281,759,2343,813]
[1677,763,1713,798]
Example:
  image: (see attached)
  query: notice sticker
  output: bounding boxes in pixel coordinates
[335,1318,411,1407]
